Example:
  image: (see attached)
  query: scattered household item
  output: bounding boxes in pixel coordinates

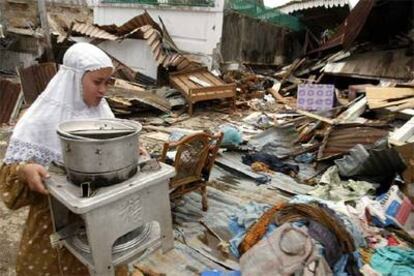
[46,161,175,276]
[57,119,142,186]
[159,132,223,211]
[219,124,243,147]
[169,68,236,115]
[297,84,335,111]
[240,223,332,276]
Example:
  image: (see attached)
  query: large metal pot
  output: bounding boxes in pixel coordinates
[57,119,142,186]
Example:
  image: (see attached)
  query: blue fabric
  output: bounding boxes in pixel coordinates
[228,202,276,257]
[370,247,414,276]
[219,125,242,147]
[333,251,363,276]
[294,152,316,163]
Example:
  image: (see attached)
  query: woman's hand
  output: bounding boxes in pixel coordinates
[19,163,50,195]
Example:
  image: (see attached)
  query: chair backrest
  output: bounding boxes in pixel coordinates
[17,62,58,104]
[160,132,225,189]
[202,132,223,181]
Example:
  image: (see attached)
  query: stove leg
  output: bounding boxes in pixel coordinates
[85,215,116,276]
[153,186,174,253]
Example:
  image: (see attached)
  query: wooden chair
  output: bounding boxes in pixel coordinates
[159,132,223,211]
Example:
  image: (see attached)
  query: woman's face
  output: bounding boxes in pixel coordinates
[82,67,112,107]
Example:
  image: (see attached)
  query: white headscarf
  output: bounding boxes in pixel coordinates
[4,42,115,166]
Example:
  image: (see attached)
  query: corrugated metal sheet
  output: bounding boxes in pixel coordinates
[323,48,414,80]
[0,79,21,124]
[71,22,119,40]
[133,165,289,274]
[107,85,172,113]
[140,25,201,71]
[113,10,162,37]
[309,0,375,53]
[67,11,201,72]
[247,125,301,157]
[18,63,58,105]
[69,11,160,40]
[335,144,406,186]
[317,125,389,160]
[276,0,349,14]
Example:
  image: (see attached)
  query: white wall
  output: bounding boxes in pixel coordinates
[93,1,225,78]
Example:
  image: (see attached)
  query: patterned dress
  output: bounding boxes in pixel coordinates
[0,164,128,276]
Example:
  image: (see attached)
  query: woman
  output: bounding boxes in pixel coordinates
[0,43,127,275]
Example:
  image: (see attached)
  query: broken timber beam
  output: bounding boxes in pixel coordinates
[295,109,335,125]
[389,117,414,146]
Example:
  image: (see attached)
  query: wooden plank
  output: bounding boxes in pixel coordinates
[389,117,414,146]
[114,79,145,92]
[295,109,335,125]
[192,72,214,86]
[170,77,190,95]
[178,75,199,90]
[169,67,206,77]
[336,97,367,123]
[201,72,223,86]
[366,87,414,109]
[191,84,236,94]
[188,75,211,87]
[192,93,234,102]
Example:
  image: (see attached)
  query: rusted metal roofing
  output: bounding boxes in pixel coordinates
[140,25,201,72]
[71,22,119,40]
[18,63,58,104]
[276,0,349,14]
[67,11,201,72]
[309,0,375,53]
[317,124,389,161]
[69,11,160,40]
[0,78,22,124]
[323,48,414,80]
[111,10,162,37]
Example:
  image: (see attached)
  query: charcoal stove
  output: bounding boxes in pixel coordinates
[46,162,175,276]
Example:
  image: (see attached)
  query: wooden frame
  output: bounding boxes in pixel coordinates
[169,68,236,115]
[159,132,223,211]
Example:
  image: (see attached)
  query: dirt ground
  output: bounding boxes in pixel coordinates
[0,202,27,275]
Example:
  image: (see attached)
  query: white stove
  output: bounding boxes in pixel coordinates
[46,163,175,276]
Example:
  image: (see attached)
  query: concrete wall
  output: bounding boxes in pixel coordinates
[221,11,290,65]
[93,0,225,78]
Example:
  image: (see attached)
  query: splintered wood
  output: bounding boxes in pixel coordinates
[366,87,414,110]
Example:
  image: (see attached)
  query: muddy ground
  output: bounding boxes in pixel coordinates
[0,202,26,275]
